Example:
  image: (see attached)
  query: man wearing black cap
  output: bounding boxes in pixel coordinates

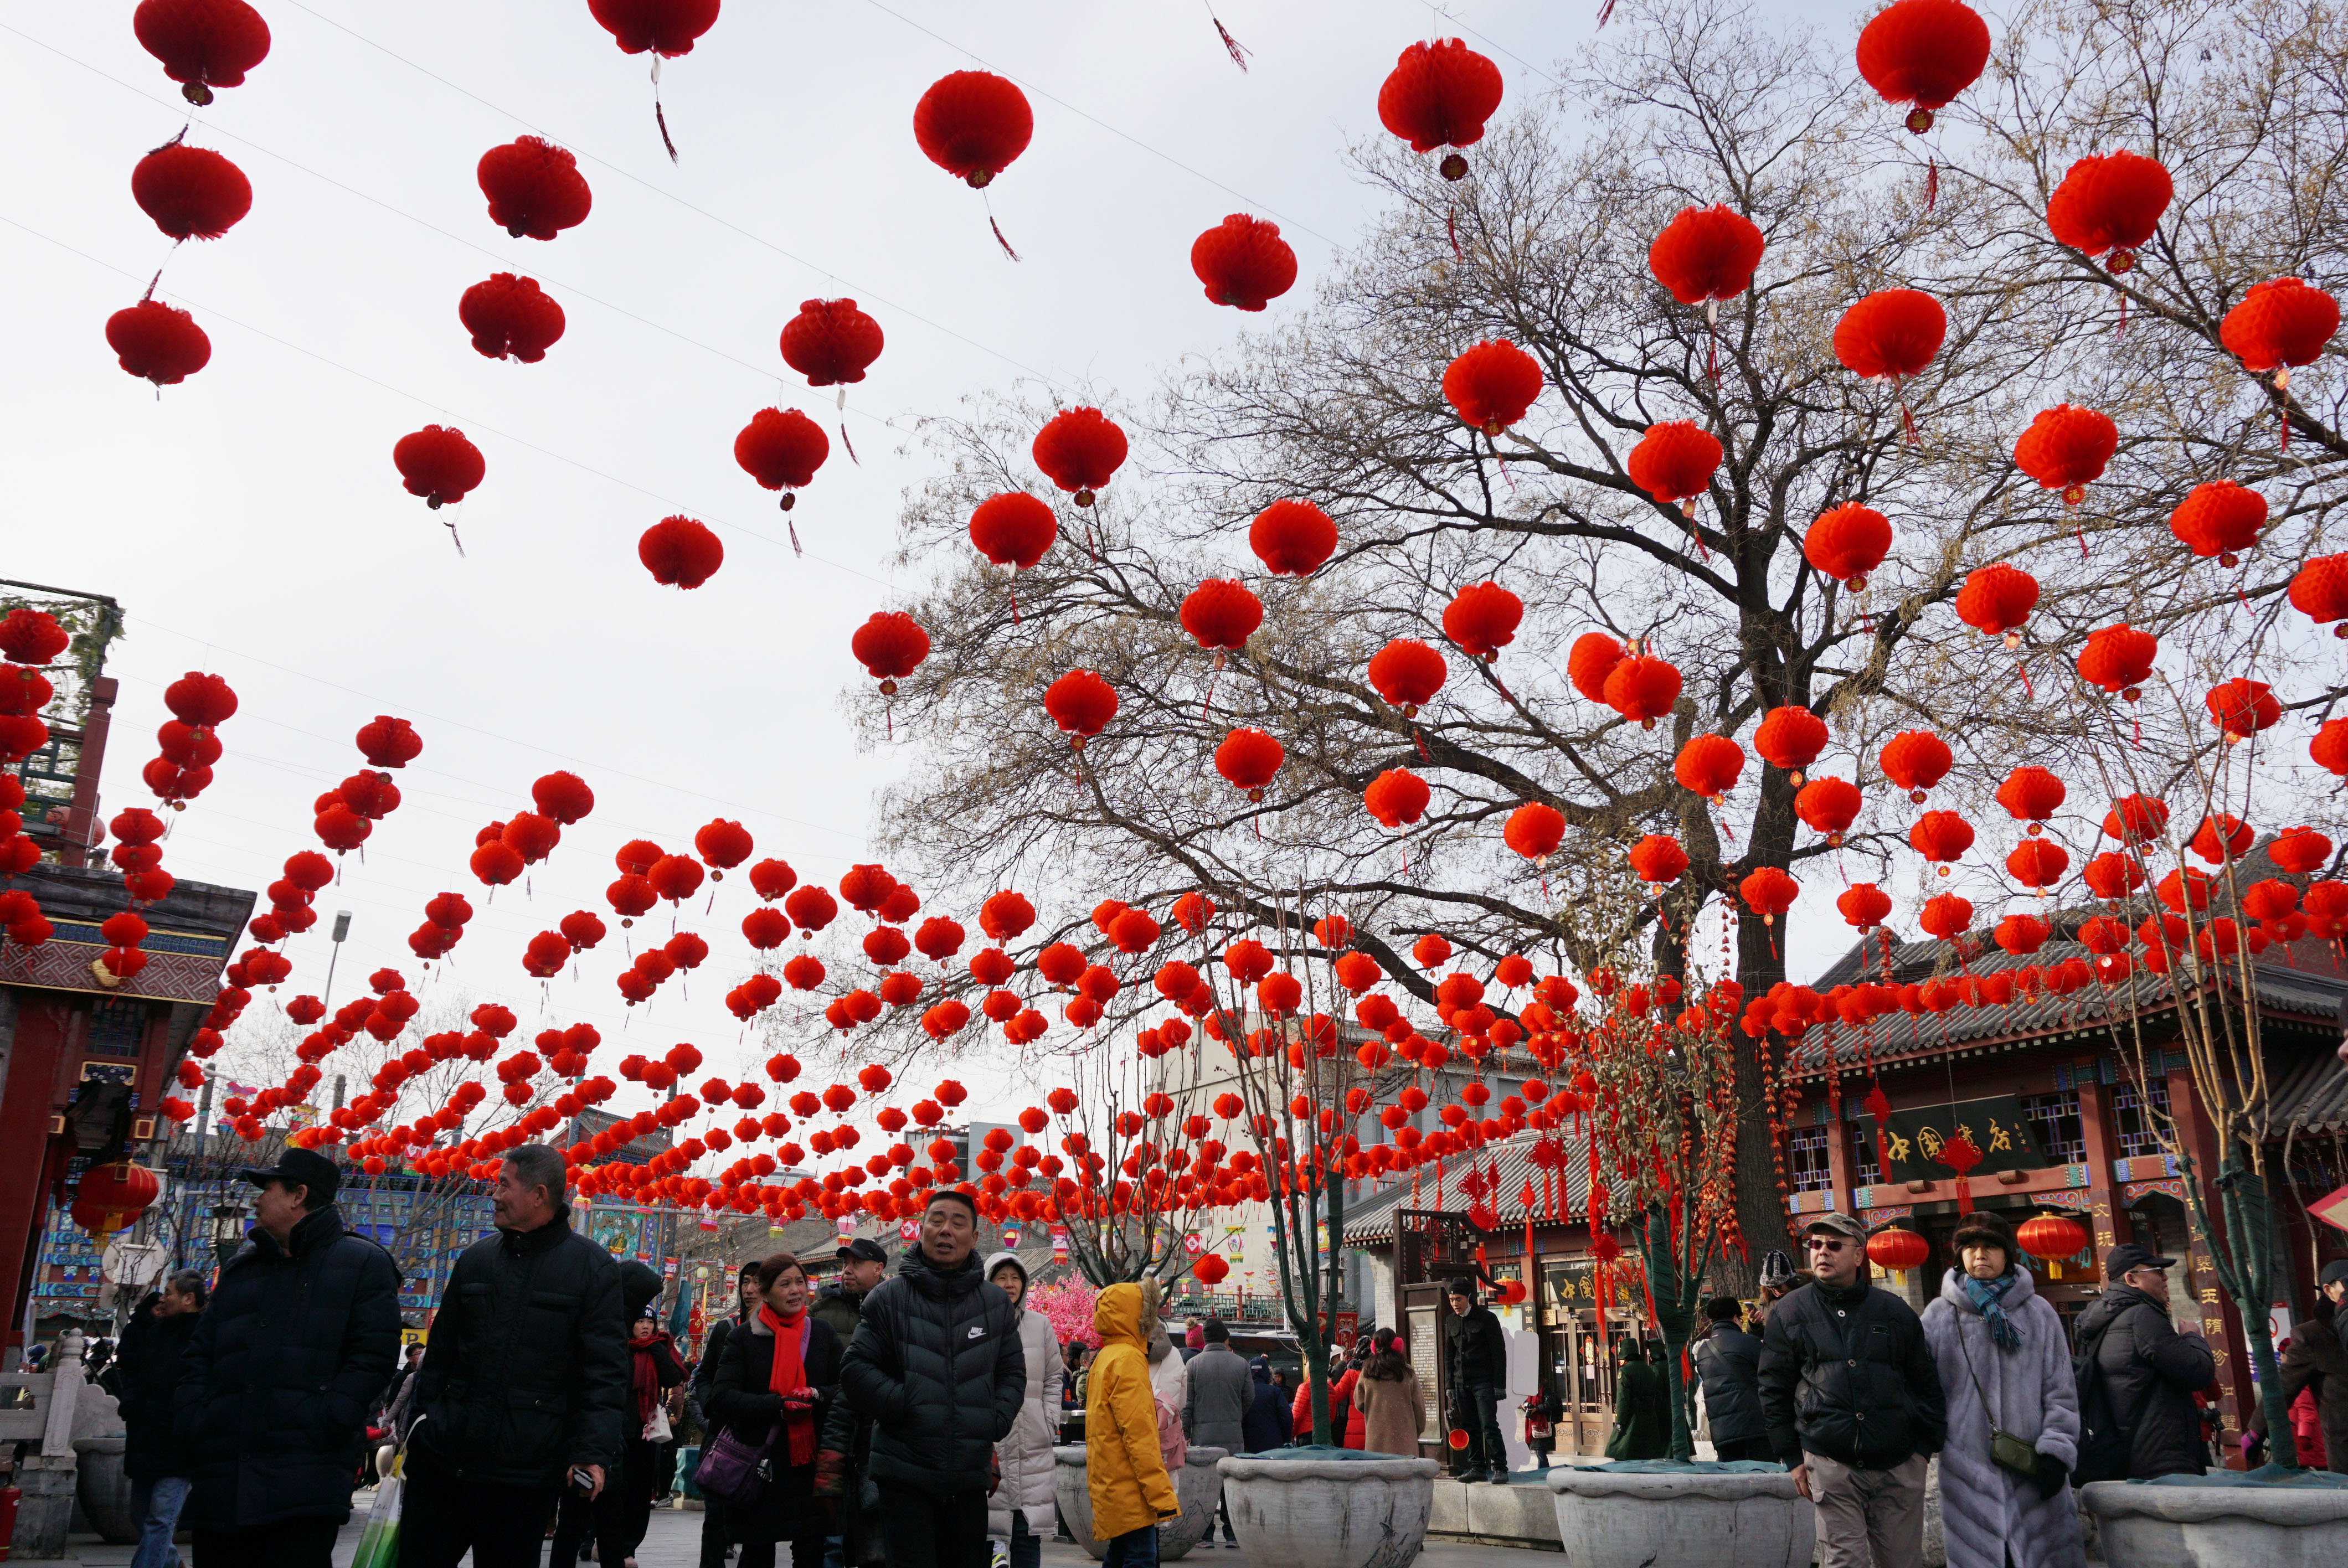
[839,1188,1024,1568]
[1444,1278,1510,1481]
[398,1141,629,1567]
[816,1236,890,1340]
[173,1146,400,1567]
[1758,1213,1944,1568]
[2073,1242,2214,1480]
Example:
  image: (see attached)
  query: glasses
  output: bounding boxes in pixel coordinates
[1805,1237,1850,1252]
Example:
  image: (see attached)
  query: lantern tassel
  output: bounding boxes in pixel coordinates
[989,214,1021,263]
[787,517,802,557]
[840,422,858,466]
[1206,8,1250,69]
[443,517,466,559]
[1447,208,1463,264]
[1924,157,1938,213]
[1597,0,1618,24]
[650,59,678,163]
[1414,726,1430,764]
[1008,582,1021,626]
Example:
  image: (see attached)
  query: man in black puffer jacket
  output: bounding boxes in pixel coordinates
[399,1142,628,1568]
[840,1189,1023,1568]
[1759,1214,1945,1568]
[117,1269,207,1568]
[1693,1296,1770,1462]
[2072,1243,2215,1481]
[174,1147,400,1568]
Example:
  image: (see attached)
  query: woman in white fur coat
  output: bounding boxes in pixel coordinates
[1919,1211,2086,1568]
[981,1251,1063,1568]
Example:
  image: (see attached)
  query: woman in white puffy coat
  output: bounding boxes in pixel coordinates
[984,1252,1063,1568]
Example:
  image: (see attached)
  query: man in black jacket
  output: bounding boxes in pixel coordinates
[1693,1296,1770,1462]
[840,1188,1023,1568]
[173,1147,401,1568]
[815,1236,889,1341]
[1758,1213,1945,1568]
[119,1270,205,1568]
[1444,1277,1509,1481]
[399,1142,629,1568]
[2072,1243,2215,1480]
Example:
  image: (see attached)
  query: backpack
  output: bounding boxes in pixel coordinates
[1155,1396,1188,1471]
[2071,1314,2132,1484]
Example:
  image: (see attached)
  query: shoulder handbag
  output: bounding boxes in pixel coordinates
[694,1422,775,1509]
[1952,1308,2040,1477]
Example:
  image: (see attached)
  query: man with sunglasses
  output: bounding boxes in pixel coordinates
[1758,1213,1945,1568]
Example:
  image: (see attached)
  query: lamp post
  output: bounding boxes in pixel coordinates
[319,910,353,1011]
[209,1201,246,1266]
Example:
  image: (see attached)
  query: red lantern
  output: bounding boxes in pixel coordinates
[135,0,270,105]
[968,492,1058,574]
[1192,1253,1230,1286]
[1836,883,1892,929]
[1568,633,1626,702]
[1363,769,1430,828]
[393,426,485,511]
[1855,0,1991,134]
[460,275,566,364]
[1441,581,1523,661]
[2290,555,2348,633]
[1628,834,1688,885]
[1190,216,1297,312]
[2205,678,2280,740]
[2270,827,2332,876]
[1866,1225,1930,1274]
[780,300,884,388]
[2102,793,2170,846]
[913,72,1034,189]
[2046,151,2171,273]
[0,611,69,667]
[1753,707,1827,783]
[1909,811,1974,869]
[2012,404,2118,506]
[1953,563,2038,640]
[1738,867,1798,925]
[2075,623,2157,698]
[1031,409,1127,507]
[734,409,830,510]
[1180,580,1264,652]
[477,137,593,240]
[2016,1212,2088,1275]
[1625,421,1722,508]
[1673,735,1744,802]
[1834,289,1945,381]
[2188,814,2254,865]
[1648,203,1765,310]
[1919,893,1973,940]
[1367,639,1446,713]
[851,613,930,695]
[639,515,725,589]
[1803,503,1892,591]
[357,717,422,770]
[1214,728,1284,800]
[1994,766,2064,826]
[2006,839,2068,891]
[2221,277,2339,385]
[1879,729,1952,801]
[1043,669,1118,747]
[2168,481,2265,565]
[1249,500,1338,576]
[132,142,252,241]
[589,0,720,54]
[1376,39,1503,179]
[1442,341,1543,435]
[1505,803,1565,864]
[1602,656,1681,728]
[533,772,595,825]
[106,301,210,388]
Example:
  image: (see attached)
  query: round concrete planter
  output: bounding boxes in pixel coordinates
[1052,1443,1231,1561]
[73,1433,139,1545]
[2079,1476,2348,1568]
[1547,1464,1811,1568]
[1218,1450,1440,1568]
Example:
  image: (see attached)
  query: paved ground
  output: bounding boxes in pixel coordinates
[47,1487,1566,1565]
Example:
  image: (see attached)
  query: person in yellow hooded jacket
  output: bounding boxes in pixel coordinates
[1086,1280,1181,1565]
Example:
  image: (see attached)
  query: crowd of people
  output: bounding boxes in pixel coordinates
[74,1138,2348,1568]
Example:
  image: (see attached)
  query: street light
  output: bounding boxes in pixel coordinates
[209,1201,247,1265]
[320,910,353,1010]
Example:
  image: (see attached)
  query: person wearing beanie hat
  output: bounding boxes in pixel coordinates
[1692,1297,1770,1462]
[1922,1211,2084,1568]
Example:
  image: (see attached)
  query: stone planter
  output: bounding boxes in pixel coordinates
[1547,1463,1812,1568]
[1052,1444,1231,1561]
[73,1433,138,1545]
[1218,1449,1440,1568]
[2079,1473,2348,1568]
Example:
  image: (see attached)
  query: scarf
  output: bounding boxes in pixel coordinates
[757,1303,818,1467]
[630,1329,672,1425]
[1959,1270,2022,1351]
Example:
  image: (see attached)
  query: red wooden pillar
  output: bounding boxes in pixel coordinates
[0,999,75,1350]
[2075,1072,2127,1256]
[1824,1091,1857,1218]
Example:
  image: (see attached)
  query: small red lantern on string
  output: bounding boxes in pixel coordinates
[1649,204,1764,310]
[1738,867,1799,926]
[1181,580,1264,653]
[106,301,210,388]
[2045,151,2172,274]
[1044,670,1118,750]
[1834,290,1945,435]
[2168,481,2265,566]
[1505,803,1565,865]
[1442,581,1523,662]
[1442,341,1543,436]
[1866,1225,1930,1275]
[2075,623,2157,699]
[734,409,830,512]
[135,0,270,106]
[1803,503,1892,591]
[132,140,253,241]
[1836,882,1892,929]
[1031,409,1127,507]
[1214,728,1284,801]
[1628,834,1688,885]
[1753,706,1827,785]
[588,0,721,159]
[1250,501,1338,576]
[2221,278,2339,391]
[1364,769,1429,828]
[393,426,485,512]
[851,612,930,697]
[477,138,593,240]
[1603,655,1681,729]
[1367,639,1445,715]
[1376,39,1503,180]
[1673,735,1744,803]
[2012,404,2118,508]
[1952,563,2038,644]
[1626,421,1722,511]
[1880,729,1952,802]
[1191,216,1297,312]
[1855,0,1991,136]
[913,71,1033,189]
[639,516,724,589]
[460,275,566,363]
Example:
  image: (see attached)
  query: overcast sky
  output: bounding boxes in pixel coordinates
[4,0,1867,1138]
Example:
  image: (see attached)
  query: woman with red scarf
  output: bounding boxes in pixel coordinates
[706,1252,846,1568]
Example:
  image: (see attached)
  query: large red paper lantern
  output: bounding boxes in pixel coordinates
[1181,580,1264,652]
[639,516,724,588]
[734,409,830,509]
[589,0,720,55]
[1214,728,1284,800]
[2016,1212,2087,1266]
[1648,204,1764,307]
[1043,670,1118,747]
[2012,404,2117,506]
[1442,341,1543,435]
[1738,866,1799,924]
[968,493,1057,571]
[2167,481,2265,565]
[781,299,885,388]
[1363,769,1430,828]
[460,275,566,364]
[1191,216,1297,312]
[1674,735,1744,802]
[1376,39,1503,179]
[1032,409,1127,507]
[1628,834,1689,884]
[1603,656,1681,728]
[106,301,210,388]
[1626,421,1721,508]
[914,71,1034,188]
[1753,707,1828,782]
[1803,503,1892,591]
[392,427,485,510]
[71,1161,160,1238]
[1441,581,1522,662]
[1833,290,1945,381]
[131,142,252,241]
[1855,0,1991,133]
[2076,623,2157,697]
[2221,278,2340,388]
[1953,563,2038,640]
[851,613,931,695]
[135,0,270,105]
[1879,729,1952,800]
[2045,151,2171,272]
[1367,639,1446,713]
[1867,1225,1930,1273]
[1250,501,1338,576]
[1505,803,1565,863]
[477,138,593,241]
